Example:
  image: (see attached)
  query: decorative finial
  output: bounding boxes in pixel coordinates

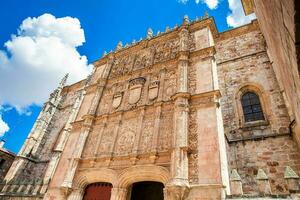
[284,166,299,179]
[59,73,69,88]
[116,41,123,51]
[125,43,129,48]
[132,39,136,44]
[156,31,161,36]
[147,28,153,39]
[183,14,189,25]
[230,169,241,181]
[204,11,209,18]
[256,169,268,180]
[165,26,170,32]
[102,51,107,57]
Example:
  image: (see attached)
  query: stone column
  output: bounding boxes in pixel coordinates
[164,185,188,200]
[61,55,114,190]
[67,188,84,200]
[41,92,85,194]
[110,187,128,200]
[168,19,190,195]
[61,118,93,188]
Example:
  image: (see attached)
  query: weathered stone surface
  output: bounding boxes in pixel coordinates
[2,8,300,200]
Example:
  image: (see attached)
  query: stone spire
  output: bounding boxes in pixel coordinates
[147,28,153,39]
[183,14,189,25]
[204,11,209,18]
[4,74,68,182]
[116,41,123,51]
[59,73,68,88]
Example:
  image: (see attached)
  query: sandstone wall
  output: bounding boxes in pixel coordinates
[253,0,300,145]
[216,25,300,195]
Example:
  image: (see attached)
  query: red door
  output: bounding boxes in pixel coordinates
[83,182,112,200]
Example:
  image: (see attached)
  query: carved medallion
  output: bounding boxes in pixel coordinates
[112,92,123,109]
[117,130,135,154]
[148,81,159,100]
[128,77,146,104]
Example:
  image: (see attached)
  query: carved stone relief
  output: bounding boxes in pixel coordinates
[115,118,138,155]
[188,109,199,184]
[98,87,113,115]
[116,130,136,155]
[164,70,177,100]
[110,55,135,78]
[139,114,155,153]
[157,107,173,152]
[82,126,100,158]
[109,37,180,80]
[154,38,180,64]
[98,124,115,155]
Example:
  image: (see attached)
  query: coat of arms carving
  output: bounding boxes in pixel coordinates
[128,77,146,104]
[148,80,159,100]
[112,92,123,109]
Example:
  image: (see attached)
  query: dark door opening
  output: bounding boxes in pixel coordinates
[130,181,164,200]
[83,182,112,200]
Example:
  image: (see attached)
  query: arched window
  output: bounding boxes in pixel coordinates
[241,92,264,122]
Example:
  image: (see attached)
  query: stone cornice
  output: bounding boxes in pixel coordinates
[215,20,259,42]
[190,46,216,59]
[190,90,221,100]
[93,17,217,68]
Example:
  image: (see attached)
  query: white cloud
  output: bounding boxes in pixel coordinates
[179,0,219,9]
[0,115,9,137]
[0,13,92,110]
[0,107,9,137]
[226,0,256,27]
[201,0,219,9]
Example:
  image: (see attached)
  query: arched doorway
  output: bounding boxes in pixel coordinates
[129,181,164,200]
[83,182,112,200]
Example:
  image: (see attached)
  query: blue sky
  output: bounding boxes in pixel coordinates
[0,0,255,153]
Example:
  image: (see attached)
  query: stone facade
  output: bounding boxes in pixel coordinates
[0,144,15,182]
[1,12,300,200]
[242,0,300,153]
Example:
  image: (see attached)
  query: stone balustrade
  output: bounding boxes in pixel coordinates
[0,179,44,197]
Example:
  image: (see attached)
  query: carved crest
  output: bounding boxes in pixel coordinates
[128,77,146,104]
[112,92,123,108]
[148,81,159,100]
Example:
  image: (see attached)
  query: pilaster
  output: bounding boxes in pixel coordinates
[110,187,128,200]
[61,54,114,190]
[169,18,190,188]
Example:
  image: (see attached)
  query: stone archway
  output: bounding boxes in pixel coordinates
[67,165,170,200]
[115,165,170,200]
[129,181,164,200]
[83,182,113,200]
[68,168,118,200]
[117,165,170,188]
